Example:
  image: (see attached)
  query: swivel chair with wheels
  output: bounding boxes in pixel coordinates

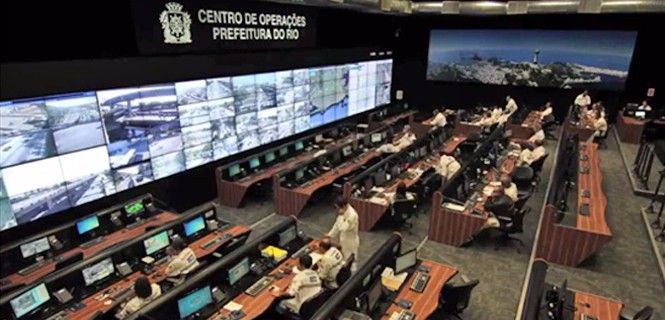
[438,277,480,320]
[620,306,654,320]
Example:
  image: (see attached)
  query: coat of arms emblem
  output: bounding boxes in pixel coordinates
[159,2,192,44]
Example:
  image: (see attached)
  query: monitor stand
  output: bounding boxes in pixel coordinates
[80,237,105,249]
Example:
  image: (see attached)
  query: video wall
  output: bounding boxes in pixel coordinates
[427,29,637,91]
[0,59,393,231]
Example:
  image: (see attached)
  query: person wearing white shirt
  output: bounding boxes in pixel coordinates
[274,255,323,314]
[529,129,545,144]
[501,175,519,203]
[593,111,608,137]
[638,100,652,111]
[505,96,518,115]
[435,155,461,180]
[378,126,416,153]
[165,238,200,278]
[475,111,496,127]
[327,197,360,271]
[491,106,503,121]
[574,90,591,108]
[540,102,553,119]
[519,140,547,166]
[315,240,345,288]
[427,109,447,128]
[116,277,162,319]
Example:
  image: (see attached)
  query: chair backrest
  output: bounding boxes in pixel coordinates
[633,306,654,320]
[531,154,548,174]
[514,192,531,211]
[440,279,480,314]
[392,199,417,217]
[512,166,534,188]
[508,208,527,234]
[300,289,333,319]
[335,265,352,287]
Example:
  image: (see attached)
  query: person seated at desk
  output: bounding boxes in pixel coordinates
[385,182,416,204]
[483,187,515,229]
[116,276,162,319]
[540,102,553,120]
[519,140,547,166]
[529,129,545,145]
[165,238,199,278]
[501,174,518,202]
[638,99,652,111]
[435,155,461,181]
[491,105,503,121]
[504,95,519,115]
[327,197,360,271]
[426,108,447,127]
[474,111,497,127]
[272,255,323,314]
[315,239,345,289]
[574,90,591,109]
[377,125,416,154]
[593,110,608,138]
[592,101,606,119]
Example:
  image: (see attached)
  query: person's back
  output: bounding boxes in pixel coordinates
[486,194,514,218]
[166,238,200,277]
[317,244,345,288]
[116,277,162,319]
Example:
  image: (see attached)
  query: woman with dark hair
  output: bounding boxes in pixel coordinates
[116,276,162,319]
[393,182,415,202]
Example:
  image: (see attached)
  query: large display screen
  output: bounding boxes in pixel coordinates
[426,30,637,90]
[0,59,393,231]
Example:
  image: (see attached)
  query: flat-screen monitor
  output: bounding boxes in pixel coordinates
[371,133,382,143]
[183,216,206,238]
[278,226,297,247]
[82,257,115,286]
[295,167,306,181]
[342,145,353,157]
[228,164,241,178]
[143,230,170,256]
[279,147,289,157]
[373,171,387,187]
[295,141,304,151]
[265,151,276,163]
[124,201,145,217]
[395,249,417,274]
[635,111,646,118]
[76,215,100,235]
[367,280,383,312]
[10,283,50,319]
[249,157,260,169]
[177,286,213,319]
[19,237,51,259]
[228,257,250,285]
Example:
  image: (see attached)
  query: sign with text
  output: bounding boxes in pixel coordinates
[132,0,317,54]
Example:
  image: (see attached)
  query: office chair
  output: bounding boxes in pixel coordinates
[530,154,549,189]
[438,277,480,319]
[334,265,352,288]
[298,290,334,320]
[389,199,417,234]
[542,115,557,140]
[594,129,609,149]
[494,208,528,253]
[621,306,654,320]
[512,166,535,190]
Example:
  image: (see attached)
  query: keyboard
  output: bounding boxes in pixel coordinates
[245,276,273,296]
[201,237,222,250]
[80,236,105,249]
[410,272,430,293]
[17,260,47,275]
[45,311,69,320]
[111,287,132,301]
[389,310,416,320]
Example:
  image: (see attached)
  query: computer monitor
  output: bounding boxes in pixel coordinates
[249,157,260,170]
[124,201,145,217]
[177,286,213,319]
[371,133,382,143]
[76,215,100,235]
[265,151,276,164]
[228,257,250,285]
[143,230,170,256]
[395,249,417,274]
[373,171,387,187]
[10,283,50,319]
[19,237,51,259]
[279,147,289,157]
[635,110,646,118]
[82,257,114,286]
[295,141,304,151]
[278,226,297,247]
[228,164,241,178]
[367,280,383,312]
[183,216,206,238]
[342,145,353,157]
[295,167,306,181]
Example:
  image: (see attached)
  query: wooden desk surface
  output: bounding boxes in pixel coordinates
[207,240,319,320]
[574,290,623,320]
[64,225,250,320]
[577,143,610,236]
[443,135,466,155]
[381,260,458,320]
[619,114,646,126]
[1,211,180,287]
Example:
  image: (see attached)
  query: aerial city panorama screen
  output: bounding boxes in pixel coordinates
[427,30,637,90]
[0,59,393,231]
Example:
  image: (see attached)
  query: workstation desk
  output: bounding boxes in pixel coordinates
[536,142,610,267]
[616,114,645,144]
[506,110,542,140]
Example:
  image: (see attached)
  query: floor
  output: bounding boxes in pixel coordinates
[210,125,665,319]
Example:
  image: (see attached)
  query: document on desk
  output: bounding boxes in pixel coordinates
[443,202,466,212]
[309,252,323,265]
[381,269,408,291]
[223,301,243,312]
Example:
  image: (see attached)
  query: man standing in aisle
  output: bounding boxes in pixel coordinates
[505,95,518,115]
[326,196,359,272]
[574,90,591,109]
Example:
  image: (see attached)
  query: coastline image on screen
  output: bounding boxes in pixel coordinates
[82,257,115,286]
[144,230,170,255]
[20,237,51,258]
[0,59,392,232]
[426,30,637,90]
[10,283,50,319]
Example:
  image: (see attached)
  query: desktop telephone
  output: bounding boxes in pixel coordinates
[250,259,270,276]
[212,286,228,304]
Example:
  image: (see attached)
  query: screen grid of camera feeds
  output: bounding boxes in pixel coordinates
[0,59,392,231]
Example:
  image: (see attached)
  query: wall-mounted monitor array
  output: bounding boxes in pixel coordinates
[427,29,637,90]
[0,59,393,232]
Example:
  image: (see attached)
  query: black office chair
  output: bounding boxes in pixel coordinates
[621,306,654,320]
[389,199,417,234]
[530,154,549,188]
[512,166,535,191]
[298,289,334,320]
[542,115,557,140]
[335,265,352,288]
[593,129,609,150]
[438,277,480,319]
[494,208,529,253]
